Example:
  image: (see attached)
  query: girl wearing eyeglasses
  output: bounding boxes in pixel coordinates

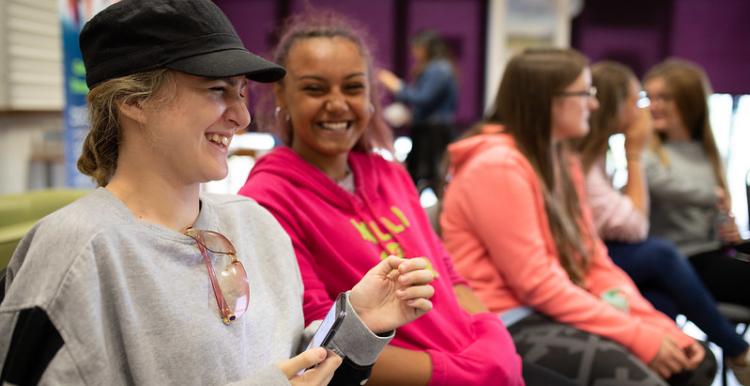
[238,11,584,386]
[440,48,715,385]
[574,60,750,384]
[0,1,436,385]
[642,59,750,380]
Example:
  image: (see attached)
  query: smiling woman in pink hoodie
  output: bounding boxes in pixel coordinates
[441,48,716,386]
[237,11,584,386]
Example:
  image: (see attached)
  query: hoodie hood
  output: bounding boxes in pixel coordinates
[448,124,515,175]
[247,147,384,212]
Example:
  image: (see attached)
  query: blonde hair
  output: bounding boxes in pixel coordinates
[644,59,728,199]
[78,69,173,186]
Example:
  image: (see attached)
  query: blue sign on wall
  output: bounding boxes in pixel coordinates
[60,0,115,187]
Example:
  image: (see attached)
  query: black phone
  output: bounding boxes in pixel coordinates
[306,292,347,351]
[298,293,347,376]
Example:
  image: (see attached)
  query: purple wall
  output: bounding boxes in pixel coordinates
[215,0,487,129]
[671,0,750,95]
[218,0,277,58]
[216,0,278,117]
[289,0,397,71]
[573,0,750,94]
[408,0,484,126]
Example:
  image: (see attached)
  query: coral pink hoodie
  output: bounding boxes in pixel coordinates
[240,147,523,386]
[440,127,694,363]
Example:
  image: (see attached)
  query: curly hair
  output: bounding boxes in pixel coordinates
[252,10,392,152]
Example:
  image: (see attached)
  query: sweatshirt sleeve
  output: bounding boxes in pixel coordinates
[240,207,390,386]
[327,292,394,366]
[457,154,666,363]
[584,162,649,242]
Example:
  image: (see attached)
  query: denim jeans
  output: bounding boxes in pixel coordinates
[606,237,749,357]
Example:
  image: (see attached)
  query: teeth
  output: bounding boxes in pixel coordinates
[320,122,348,130]
[207,133,230,146]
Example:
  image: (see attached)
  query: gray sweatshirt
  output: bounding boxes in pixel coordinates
[644,141,722,256]
[0,189,391,385]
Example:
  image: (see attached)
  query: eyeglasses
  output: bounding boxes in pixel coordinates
[185,228,249,325]
[645,92,673,103]
[557,86,597,98]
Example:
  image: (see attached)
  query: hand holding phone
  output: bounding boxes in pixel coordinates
[296,293,347,376]
[278,347,342,385]
[306,292,347,351]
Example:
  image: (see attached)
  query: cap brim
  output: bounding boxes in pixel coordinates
[166,49,285,83]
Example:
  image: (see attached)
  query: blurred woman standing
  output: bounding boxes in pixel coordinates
[379,30,458,193]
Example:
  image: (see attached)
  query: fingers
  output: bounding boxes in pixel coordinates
[652,363,672,380]
[278,348,327,379]
[396,284,435,301]
[397,257,429,273]
[664,344,690,375]
[398,269,434,287]
[375,255,407,275]
[684,342,705,370]
[377,256,433,284]
[405,298,433,314]
[651,337,692,380]
[719,228,740,244]
[291,352,343,385]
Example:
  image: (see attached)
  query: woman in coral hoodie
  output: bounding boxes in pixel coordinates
[441,48,715,386]
[239,11,576,386]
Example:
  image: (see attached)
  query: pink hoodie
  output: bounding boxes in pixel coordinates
[240,147,523,386]
[440,127,693,363]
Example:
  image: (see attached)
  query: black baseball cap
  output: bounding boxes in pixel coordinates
[80,0,286,88]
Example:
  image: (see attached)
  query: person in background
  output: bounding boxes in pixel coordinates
[0,1,436,385]
[643,58,750,381]
[240,10,578,386]
[575,60,750,385]
[441,48,716,386]
[378,30,458,193]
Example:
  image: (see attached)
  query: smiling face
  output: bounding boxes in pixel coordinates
[551,68,599,141]
[275,36,371,171]
[130,72,250,184]
[644,75,687,137]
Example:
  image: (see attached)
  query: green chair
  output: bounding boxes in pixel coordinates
[0,189,89,269]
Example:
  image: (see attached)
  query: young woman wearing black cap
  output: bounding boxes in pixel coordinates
[0,1,435,385]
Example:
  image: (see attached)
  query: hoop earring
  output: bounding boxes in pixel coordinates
[274,106,290,122]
